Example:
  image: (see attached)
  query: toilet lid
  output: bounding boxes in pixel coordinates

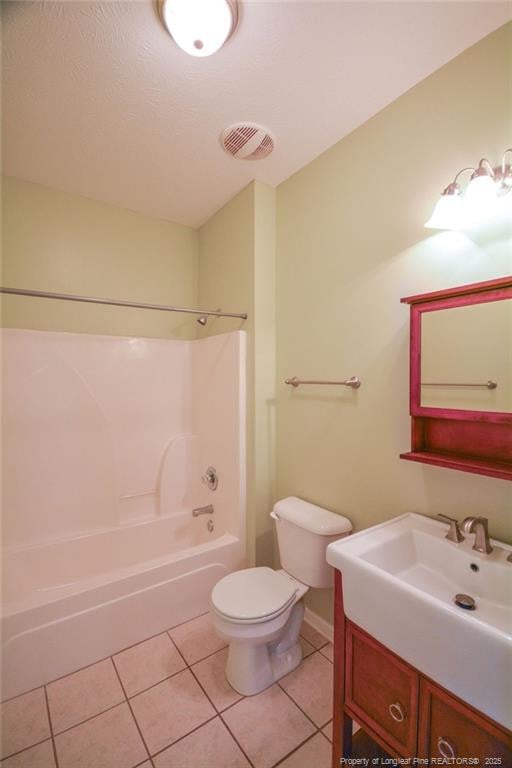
[211,567,298,621]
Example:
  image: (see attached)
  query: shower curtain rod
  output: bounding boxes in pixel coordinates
[0,287,248,321]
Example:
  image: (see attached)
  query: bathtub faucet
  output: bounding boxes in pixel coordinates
[192,504,214,518]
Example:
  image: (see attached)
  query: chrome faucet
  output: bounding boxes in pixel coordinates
[461,517,493,555]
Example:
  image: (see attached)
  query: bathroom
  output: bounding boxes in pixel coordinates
[1,1,511,766]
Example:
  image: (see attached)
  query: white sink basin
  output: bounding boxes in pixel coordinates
[326,512,512,729]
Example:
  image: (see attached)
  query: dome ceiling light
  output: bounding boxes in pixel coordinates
[158,0,239,58]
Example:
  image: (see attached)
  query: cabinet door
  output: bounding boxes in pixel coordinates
[345,622,419,757]
[418,678,512,763]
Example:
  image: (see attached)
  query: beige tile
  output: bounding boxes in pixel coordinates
[299,637,315,659]
[280,652,333,727]
[277,733,331,768]
[319,643,334,662]
[0,740,55,768]
[320,717,358,744]
[168,613,226,665]
[113,633,186,697]
[153,718,250,768]
[130,669,215,755]
[322,721,332,742]
[47,659,124,734]
[54,703,147,768]
[0,688,50,759]
[191,648,242,712]
[222,684,315,768]
[299,622,329,649]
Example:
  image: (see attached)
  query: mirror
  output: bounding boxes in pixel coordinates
[401,277,512,481]
[421,299,512,413]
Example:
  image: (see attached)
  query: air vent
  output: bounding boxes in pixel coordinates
[221,123,275,160]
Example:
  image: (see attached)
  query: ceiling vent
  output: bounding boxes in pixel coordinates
[221,123,275,160]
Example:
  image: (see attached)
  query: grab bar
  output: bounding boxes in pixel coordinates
[192,504,214,517]
[421,380,497,389]
[285,376,361,389]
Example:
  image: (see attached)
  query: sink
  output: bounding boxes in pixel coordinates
[326,512,512,730]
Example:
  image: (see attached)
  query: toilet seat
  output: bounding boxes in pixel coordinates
[211,567,299,624]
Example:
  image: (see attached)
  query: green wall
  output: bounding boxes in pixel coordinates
[276,23,512,621]
[1,176,199,339]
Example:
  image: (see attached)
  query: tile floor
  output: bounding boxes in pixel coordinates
[0,614,340,768]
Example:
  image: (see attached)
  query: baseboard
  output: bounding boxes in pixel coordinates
[303,607,360,733]
[304,606,333,644]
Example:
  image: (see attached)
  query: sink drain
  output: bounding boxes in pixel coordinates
[454,593,476,610]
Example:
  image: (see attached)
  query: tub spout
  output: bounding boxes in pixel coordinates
[192,504,214,518]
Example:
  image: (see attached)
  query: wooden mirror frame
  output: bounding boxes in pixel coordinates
[400,276,512,481]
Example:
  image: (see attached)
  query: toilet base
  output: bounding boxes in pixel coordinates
[226,639,303,696]
[225,600,305,696]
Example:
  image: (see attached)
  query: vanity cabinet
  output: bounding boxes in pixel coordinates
[418,678,512,763]
[332,571,512,766]
[345,622,418,757]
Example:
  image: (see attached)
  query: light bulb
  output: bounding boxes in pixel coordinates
[160,0,236,58]
[464,171,497,223]
[425,188,465,230]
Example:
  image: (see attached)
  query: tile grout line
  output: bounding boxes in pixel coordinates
[0,735,54,763]
[1,683,49,707]
[110,655,154,766]
[148,713,219,763]
[172,631,256,768]
[43,685,61,768]
[166,628,228,668]
[299,631,329,652]
[270,731,326,768]
[276,652,328,733]
[218,712,257,768]
[318,728,332,745]
[46,699,127,740]
[185,658,257,768]
[114,659,188,701]
[165,631,194,669]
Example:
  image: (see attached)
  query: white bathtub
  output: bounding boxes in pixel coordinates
[1,511,244,700]
[1,329,246,700]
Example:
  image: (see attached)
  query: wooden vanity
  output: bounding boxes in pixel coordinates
[332,570,512,765]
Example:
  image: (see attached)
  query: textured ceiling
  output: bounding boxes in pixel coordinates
[2,1,510,228]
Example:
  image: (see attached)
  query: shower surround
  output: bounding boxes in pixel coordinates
[1,329,246,700]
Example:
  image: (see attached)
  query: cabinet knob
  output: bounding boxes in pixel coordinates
[388,701,405,722]
[437,736,456,759]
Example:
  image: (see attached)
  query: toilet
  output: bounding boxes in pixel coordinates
[210,496,351,696]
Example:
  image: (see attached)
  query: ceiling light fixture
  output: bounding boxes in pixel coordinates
[425,149,512,230]
[158,0,238,58]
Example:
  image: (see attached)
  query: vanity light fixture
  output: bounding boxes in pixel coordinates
[158,0,238,57]
[425,148,512,229]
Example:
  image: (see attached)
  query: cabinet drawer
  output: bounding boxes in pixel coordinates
[345,622,419,756]
[418,678,512,763]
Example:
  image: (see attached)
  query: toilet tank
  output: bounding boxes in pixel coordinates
[271,497,352,588]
